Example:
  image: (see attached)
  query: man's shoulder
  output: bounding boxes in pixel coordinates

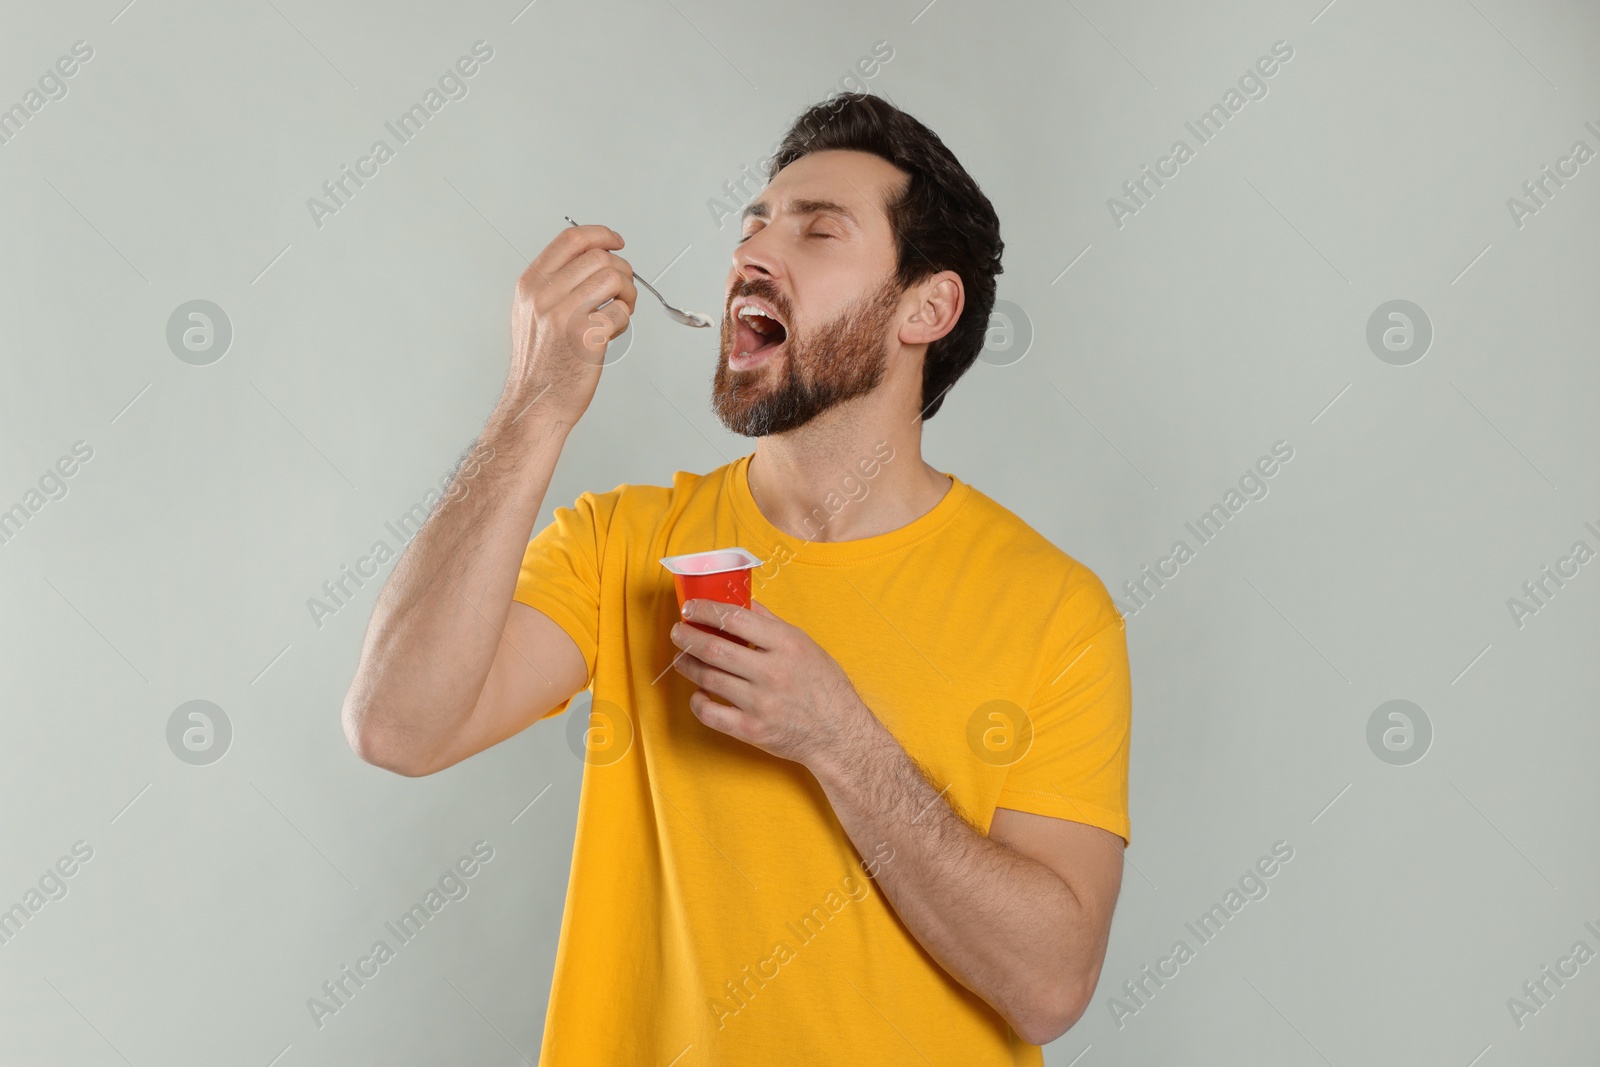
[955,482,1122,634]
[955,481,1090,574]
[573,462,732,521]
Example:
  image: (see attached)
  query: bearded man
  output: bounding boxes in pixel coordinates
[342,91,1132,1065]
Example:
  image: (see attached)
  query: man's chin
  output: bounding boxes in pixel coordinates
[712,386,796,438]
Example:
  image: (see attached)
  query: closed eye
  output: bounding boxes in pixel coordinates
[738,229,835,243]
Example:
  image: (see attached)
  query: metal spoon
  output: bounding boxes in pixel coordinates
[565,217,713,328]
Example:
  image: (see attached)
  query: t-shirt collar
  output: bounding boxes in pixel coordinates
[727,451,970,566]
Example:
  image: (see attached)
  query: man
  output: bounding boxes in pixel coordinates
[342,92,1132,1063]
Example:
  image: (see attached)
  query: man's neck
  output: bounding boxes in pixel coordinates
[746,406,951,544]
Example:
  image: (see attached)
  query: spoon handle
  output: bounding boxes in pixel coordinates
[564,216,711,328]
[631,272,670,308]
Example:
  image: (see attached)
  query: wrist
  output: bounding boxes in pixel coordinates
[489,388,576,446]
[809,702,894,789]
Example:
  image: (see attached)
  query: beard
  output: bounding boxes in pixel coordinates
[710,274,903,438]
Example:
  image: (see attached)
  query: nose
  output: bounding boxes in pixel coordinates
[731,228,779,285]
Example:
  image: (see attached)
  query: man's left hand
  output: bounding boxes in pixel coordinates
[668,598,877,769]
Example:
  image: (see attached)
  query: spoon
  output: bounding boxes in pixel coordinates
[565,217,714,328]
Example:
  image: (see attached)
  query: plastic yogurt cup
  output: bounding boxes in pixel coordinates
[660,547,762,637]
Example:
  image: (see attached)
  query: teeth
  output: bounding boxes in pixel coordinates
[736,304,783,335]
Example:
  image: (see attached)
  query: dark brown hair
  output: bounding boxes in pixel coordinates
[766,92,1004,421]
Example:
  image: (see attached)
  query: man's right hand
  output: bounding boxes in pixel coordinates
[508,223,639,424]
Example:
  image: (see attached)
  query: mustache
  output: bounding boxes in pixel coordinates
[727,279,793,327]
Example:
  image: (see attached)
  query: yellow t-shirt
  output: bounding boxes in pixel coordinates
[513,449,1131,1065]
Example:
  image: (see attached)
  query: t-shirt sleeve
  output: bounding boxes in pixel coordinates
[510,487,619,719]
[994,576,1133,845]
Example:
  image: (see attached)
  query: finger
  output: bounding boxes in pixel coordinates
[673,650,753,706]
[577,301,629,349]
[688,689,742,735]
[561,250,638,320]
[530,224,622,283]
[674,622,759,681]
[560,248,639,311]
[683,599,782,650]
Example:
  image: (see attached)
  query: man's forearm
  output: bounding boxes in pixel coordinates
[342,389,571,766]
[809,709,1093,1043]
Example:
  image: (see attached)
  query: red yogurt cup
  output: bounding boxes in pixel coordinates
[660,547,762,638]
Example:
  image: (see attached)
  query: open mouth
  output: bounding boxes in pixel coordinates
[733,304,788,361]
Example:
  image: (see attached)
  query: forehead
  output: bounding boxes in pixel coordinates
[740,149,908,229]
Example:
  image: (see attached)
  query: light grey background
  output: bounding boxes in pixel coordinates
[2,0,1596,1063]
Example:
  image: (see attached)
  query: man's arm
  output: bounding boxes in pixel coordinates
[341,223,637,776]
[664,598,1125,1044]
[809,722,1123,1045]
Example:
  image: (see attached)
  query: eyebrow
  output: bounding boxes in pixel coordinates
[740,197,859,226]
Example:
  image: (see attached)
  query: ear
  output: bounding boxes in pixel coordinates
[898,271,964,347]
